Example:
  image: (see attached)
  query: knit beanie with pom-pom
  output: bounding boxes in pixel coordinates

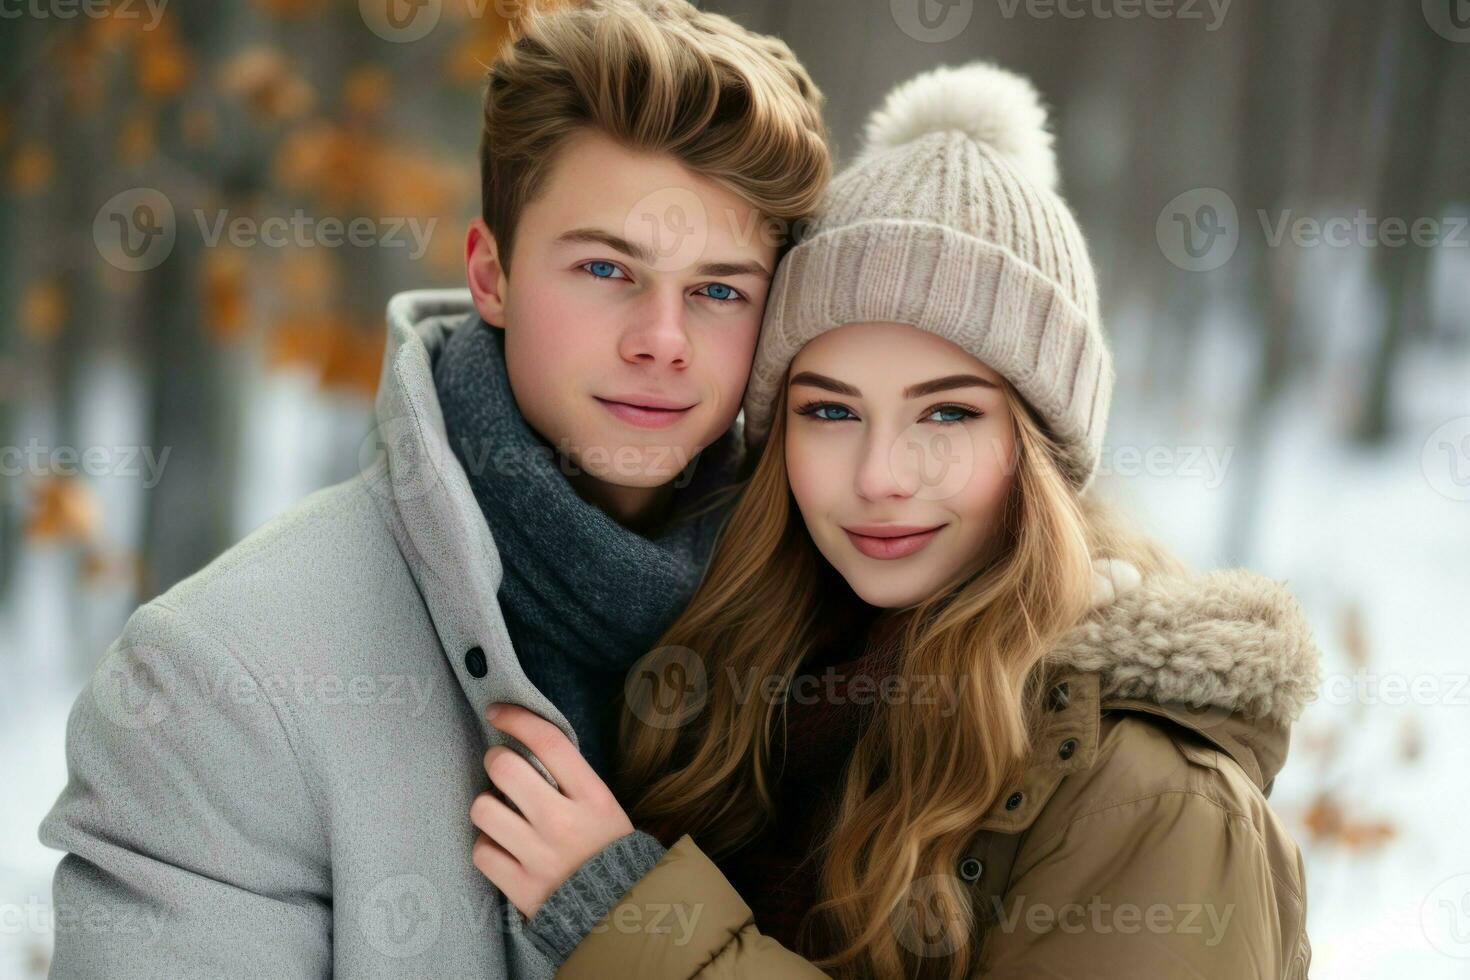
[739,62,1114,490]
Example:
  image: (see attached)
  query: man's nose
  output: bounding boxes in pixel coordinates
[618,289,691,368]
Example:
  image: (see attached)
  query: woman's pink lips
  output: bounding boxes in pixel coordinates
[843,525,945,560]
[595,397,693,430]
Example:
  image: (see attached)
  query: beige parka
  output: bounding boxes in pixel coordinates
[557,562,1322,979]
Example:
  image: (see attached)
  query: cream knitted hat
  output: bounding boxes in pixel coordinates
[740,62,1114,489]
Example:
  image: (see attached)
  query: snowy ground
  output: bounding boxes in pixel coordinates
[0,673,74,979]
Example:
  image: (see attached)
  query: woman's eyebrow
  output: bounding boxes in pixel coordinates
[788,371,997,398]
[788,371,860,396]
[905,374,998,398]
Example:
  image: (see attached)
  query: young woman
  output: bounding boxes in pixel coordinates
[468,63,1321,979]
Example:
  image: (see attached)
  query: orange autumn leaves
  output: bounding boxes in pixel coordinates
[202,245,385,396]
[220,47,317,123]
[25,475,148,591]
[1293,603,1402,854]
[25,477,98,544]
[8,0,497,403]
[267,313,386,397]
[1301,794,1396,853]
[22,280,67,342]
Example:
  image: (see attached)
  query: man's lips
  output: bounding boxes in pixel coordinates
[598,392,697,411]
[594,396,696,430]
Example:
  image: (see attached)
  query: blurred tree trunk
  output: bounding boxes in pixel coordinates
[0,23,18,607]
[1353,10,1455,444]
[131,2,247,605]
[1218,0,1327,564]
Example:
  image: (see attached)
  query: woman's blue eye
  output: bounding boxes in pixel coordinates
[812,404,853,421]
[584,261,622,279]
[698,283,741,303]
[928,406,975,423]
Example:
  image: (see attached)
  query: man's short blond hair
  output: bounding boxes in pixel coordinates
[480,0,831,271]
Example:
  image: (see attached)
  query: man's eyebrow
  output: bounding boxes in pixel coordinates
[555,228,656,265]
[788,371,998,399]
[554,228,771,280]
[696,260,772,281]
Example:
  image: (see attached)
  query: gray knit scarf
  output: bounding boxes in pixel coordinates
[431,315,745,777]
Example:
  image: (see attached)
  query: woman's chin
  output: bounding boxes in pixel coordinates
[840,569,933,611]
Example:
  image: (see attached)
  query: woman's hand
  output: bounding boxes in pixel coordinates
[469,703,634,920]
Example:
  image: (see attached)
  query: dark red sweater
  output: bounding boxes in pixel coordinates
[715,608,909,958]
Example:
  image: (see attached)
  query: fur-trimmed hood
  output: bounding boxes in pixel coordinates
[1043,558,1323,792]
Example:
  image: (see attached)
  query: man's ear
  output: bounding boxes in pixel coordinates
[465,218,509,329]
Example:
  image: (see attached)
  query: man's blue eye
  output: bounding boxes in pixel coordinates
[587,261,619,279]
[699,283,740,303]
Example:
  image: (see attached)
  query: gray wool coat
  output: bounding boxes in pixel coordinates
[39,290,577,979]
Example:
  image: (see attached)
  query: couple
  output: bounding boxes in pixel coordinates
[39,0,1319,977]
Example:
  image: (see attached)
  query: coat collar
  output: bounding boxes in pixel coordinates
[977,559,1322,832]
[361,288,579,751]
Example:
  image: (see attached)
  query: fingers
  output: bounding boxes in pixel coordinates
[471,831,531,908]
[485,703,604,802]
[482,744,559,824]
[469,790,547,866]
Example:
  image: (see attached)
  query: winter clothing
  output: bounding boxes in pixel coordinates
[432,316,743,777]
[35,289,706,979]
[529,829,672,963]
[555,560,1322,978]
[740,62,1114,489]
[716,604,900,955]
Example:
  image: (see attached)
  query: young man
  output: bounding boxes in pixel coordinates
[36,2,829,976]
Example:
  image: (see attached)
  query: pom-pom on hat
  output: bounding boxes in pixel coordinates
[740,62,1114,490]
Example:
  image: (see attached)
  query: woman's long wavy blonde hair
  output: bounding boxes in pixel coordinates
[617,372,1178,978]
